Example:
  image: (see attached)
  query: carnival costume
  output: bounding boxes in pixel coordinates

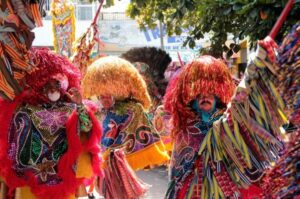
[0,0,44,100]
[164,45,288,198]
[0,48,102,199]
[121,47,173,152]
[82,56,169,199]
[262,21,300,198]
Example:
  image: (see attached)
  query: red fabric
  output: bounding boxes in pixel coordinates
[83,107,103,178]
[177,174,193,199]
[0,96,27,198]
[163,74,180,113]
[240,185,263,199]
[0,97,94,199]
[102,150,148,199]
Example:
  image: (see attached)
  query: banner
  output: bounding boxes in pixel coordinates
[51,0,76,57]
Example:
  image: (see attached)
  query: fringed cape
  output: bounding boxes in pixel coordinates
[166,40,287,199]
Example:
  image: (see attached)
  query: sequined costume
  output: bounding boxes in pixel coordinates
[121,47,172,152]
[82,56,169,170]
[165,44,287,198]
[82,56,169,199]
[0,49,102,199]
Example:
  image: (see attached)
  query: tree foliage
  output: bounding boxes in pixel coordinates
[127,0,300,57]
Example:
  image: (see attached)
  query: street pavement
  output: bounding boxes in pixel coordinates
[136,166,169,199]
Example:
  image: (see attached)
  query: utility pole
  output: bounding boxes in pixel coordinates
[159,21,164,50]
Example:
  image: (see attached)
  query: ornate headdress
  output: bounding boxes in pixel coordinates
[23,48,81,104]
[82,56,151,110]
[164,55,235,136]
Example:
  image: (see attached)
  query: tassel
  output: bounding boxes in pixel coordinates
[30,3,43,27]
[102,150,148,199]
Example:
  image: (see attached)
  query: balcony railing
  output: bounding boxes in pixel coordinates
[43,1,130,21]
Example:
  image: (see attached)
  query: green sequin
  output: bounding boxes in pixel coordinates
[31,133,42,162]
[20,131,32,165]
[77,105,92,133]
[53,140,67,160]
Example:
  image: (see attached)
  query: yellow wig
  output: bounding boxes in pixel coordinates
[82,56,151,111]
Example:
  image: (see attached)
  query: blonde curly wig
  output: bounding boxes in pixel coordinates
[82,56,152,111]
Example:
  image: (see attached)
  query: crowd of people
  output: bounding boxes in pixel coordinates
[0,1,300,199]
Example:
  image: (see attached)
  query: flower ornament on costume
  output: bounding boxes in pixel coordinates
[33,158,57,182]
[35,110,70,135]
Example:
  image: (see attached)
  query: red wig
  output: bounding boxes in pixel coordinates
[23,48,81,104]
[164,56,235,137]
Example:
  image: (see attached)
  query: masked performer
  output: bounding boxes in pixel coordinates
[164,37,288,198]
[82,56,170,199]
[0,48,102,199]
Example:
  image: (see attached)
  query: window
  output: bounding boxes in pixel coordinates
[76,5,93,20]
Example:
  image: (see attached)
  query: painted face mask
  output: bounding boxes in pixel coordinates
[47,91,61,102]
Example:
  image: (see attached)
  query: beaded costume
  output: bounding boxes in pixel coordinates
[0,49,102,199]
[121,47,173,152]
[82,56,169,169]
[165,46,287,198]
[82,56,169,199]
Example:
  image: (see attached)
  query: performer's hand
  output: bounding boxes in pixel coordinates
[66,88,82,104]
[258,36,278,63]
